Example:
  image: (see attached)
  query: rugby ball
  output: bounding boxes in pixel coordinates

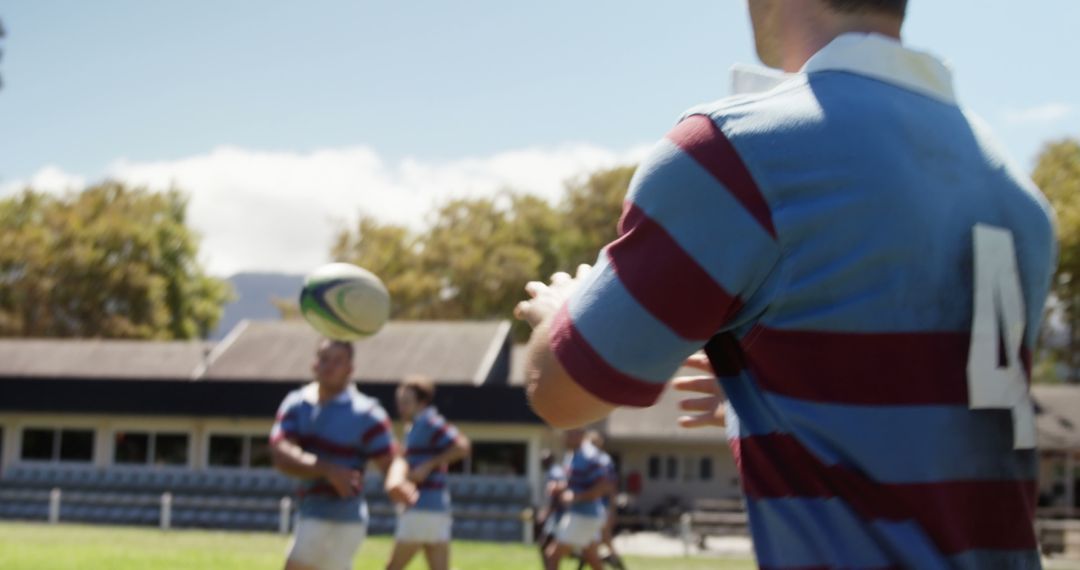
[299,263,390,341]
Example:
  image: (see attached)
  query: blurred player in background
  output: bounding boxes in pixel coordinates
[270,339,417,570]
[387,375,471,570]
[545,428,613,570]
[517,0,1057,567]
[536,448,567,553]
[585,431,625,570]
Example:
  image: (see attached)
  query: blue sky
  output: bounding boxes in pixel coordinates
[1,1,1078,274]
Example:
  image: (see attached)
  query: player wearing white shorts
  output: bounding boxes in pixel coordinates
[387,376,471,570]
[270,339,417,570]
[545,428,613,570]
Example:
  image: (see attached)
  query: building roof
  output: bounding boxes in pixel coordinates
[0,339,211,380]
[0,320,532,423]
[200,319,511,384]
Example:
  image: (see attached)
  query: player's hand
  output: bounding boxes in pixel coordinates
[514,265,591,328]
[559,489,575,505]
[673,355,727,428]
[388,480,419,506]
[407,462,433,484]
[324,465,362,498]
[682,352,715,374]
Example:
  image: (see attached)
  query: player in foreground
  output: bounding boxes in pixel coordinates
[545,428,613,570]
[386,375,471,570]
[584,431,625,570]
[516,0,1057,567]
[270,339,417,570]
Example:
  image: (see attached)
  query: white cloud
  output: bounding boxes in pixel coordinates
[5,143,650,276]
[1003,103,1074,126]
[0,165,86,196]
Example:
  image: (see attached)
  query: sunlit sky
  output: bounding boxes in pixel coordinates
[1,1,1077,274]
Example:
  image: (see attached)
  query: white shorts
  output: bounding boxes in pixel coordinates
[556,513,604,550]
[395,510,453,544]
[286,517,367,570]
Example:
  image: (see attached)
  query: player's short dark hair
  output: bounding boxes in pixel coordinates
[824,0,907,17]
[318,338,354,361]
[400,374,436,404]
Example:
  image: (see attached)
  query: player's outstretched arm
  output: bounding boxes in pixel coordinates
[516,267,615,429]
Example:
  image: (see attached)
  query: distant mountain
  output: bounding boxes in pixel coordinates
[211,272,305,340]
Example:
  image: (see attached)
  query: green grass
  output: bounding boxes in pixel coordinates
[0,522,754,570]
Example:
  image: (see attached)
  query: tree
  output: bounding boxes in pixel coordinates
[0,181,231,339]
[1033,139,1080,381]
[417,196,544,320]
[556,165,636,268]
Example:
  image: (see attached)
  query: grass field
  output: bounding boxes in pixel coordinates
[0,522,754,570]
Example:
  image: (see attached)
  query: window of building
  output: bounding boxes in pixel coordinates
[20,428,54,461]
[699,456,714,481]
[20,428,94,463]
[647,456,661,480]
[114,432,189,466]
[469,442,526,476]
[59,430,94,462]
[666,455,679,480]
[248,436,272,468]
[114,432,150,464]
[208,435,244,467]
[208,434,273,469]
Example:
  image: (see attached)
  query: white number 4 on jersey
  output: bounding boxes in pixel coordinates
[967,224,1035,450]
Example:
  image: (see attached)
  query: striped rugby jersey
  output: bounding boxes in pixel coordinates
[271,382,397,523]
[549,34,1057,569]
[598,449,617,508]
[403,406,461,512]
[566,441,612,518]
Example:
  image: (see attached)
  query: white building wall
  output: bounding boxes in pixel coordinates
[607,440,741,513]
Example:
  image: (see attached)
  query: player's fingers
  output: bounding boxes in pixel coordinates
[678,395,722,413]
[513,301,530,320]
[682,353,714,373]
[671,376,721,395]
[549,272,572,286]
[678,413,725,429]
[524,281,548,297]
[575,264,592,280]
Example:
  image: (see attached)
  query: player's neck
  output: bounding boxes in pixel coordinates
[317,382,348,403]
[781,14,903,72]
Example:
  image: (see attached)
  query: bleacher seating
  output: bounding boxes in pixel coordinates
[0,466,531,541]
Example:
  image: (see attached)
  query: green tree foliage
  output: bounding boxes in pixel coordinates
[557,165,636,268]
[327,165,635,328]
[1033,139,1080,381]
[0,182,231,339]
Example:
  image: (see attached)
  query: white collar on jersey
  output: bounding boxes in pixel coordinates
[300,381,358,405]
[731,33,956,104]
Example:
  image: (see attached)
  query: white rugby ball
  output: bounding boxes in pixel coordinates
[299,263,390,341]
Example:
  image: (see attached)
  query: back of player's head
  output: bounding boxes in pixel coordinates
[823,0,907,18]
[399,374,436,405]
[584,429,605,449]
